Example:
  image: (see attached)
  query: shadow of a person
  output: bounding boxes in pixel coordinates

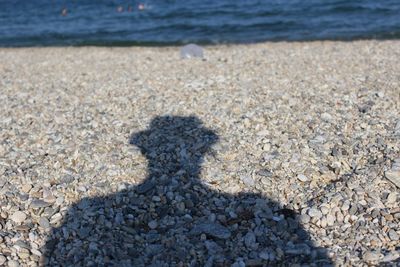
[44,116,332,266]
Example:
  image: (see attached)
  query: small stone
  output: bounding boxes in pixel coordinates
[257,169,272,177]
[386,192,397,204]
[341,201,350,211]
[259,250,270,260]
[395,120,400,136]
[10,211,26,223]
[240,174,255,187]
[388,229,399,241]
[50,213,63,225]
[148,220,158,229]
[231,259,245,267]
[386,170,400,188]
[244,232,257,249]
[39,217,50,229]
[21,184,32,193]
[363,251,381,262]
[7,260,19,267]
[299,214,310,224]
[320,217,327,228]
[0,255,6,265]
[31,248,42,256]
[30,199,51,209]
[43,189,56,203]
[349,205,358,215]
[321,113,332,122]
[382,252,400,262]
[14,240,30,249]
[286,244,310,255]
[308,208,322,219]
[55,197,64,206]
[297,174,309,182]
[320,205,329,215]
[262,143,271,151]
[191,222,231,239]
[18,251,30,259]
[136,181,155,194]
[326,214,335,226]
[204,240,223,254]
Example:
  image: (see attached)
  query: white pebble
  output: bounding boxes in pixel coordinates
[10,211,26,224]
[297,174,309,182]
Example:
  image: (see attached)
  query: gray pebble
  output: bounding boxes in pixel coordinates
[148,220,158,229]
[388,229,399,241]
[191,222,231,239]
[39,217,50,229]
[299,214,310,224]
[259,250,270,260]
[381,252,400,262]
[308,208,322,219]
[244,231,257,249]
[136,181,155,194]
[240,174,255,187]
[30,199,51,209]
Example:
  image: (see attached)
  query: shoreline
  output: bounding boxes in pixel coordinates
[0,36,400,48]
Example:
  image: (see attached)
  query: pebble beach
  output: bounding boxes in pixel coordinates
[0,41,399,266]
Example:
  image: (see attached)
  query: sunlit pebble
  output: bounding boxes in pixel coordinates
[138,3,145,10]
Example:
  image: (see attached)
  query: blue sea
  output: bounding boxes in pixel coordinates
[0,0,399,46]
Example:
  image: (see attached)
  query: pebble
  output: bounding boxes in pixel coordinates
[30,199,51,209]
[244,232,257,249]
[7,260,19,267]
[385,169,400,188]
[326,214,335,226]
[299,214,310,224]
[363,251,381,262]
[381,251,400,262]
[394,120,400,136]
[148,220,158,229]
[259,250,270,260]
[240,174,255,187]
[21,184,32,193]
[388,229,399,241]
[386,192,397,204]
[308,208,322,219]
[10,211,26,224]
[0,256,6,265]
[297,174,309,182]
[321,113,333,122]
[136,181,155,194]
[191,222,231,239]
[39,217,50,229]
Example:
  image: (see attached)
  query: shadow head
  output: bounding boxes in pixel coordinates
[129,116,218,178]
